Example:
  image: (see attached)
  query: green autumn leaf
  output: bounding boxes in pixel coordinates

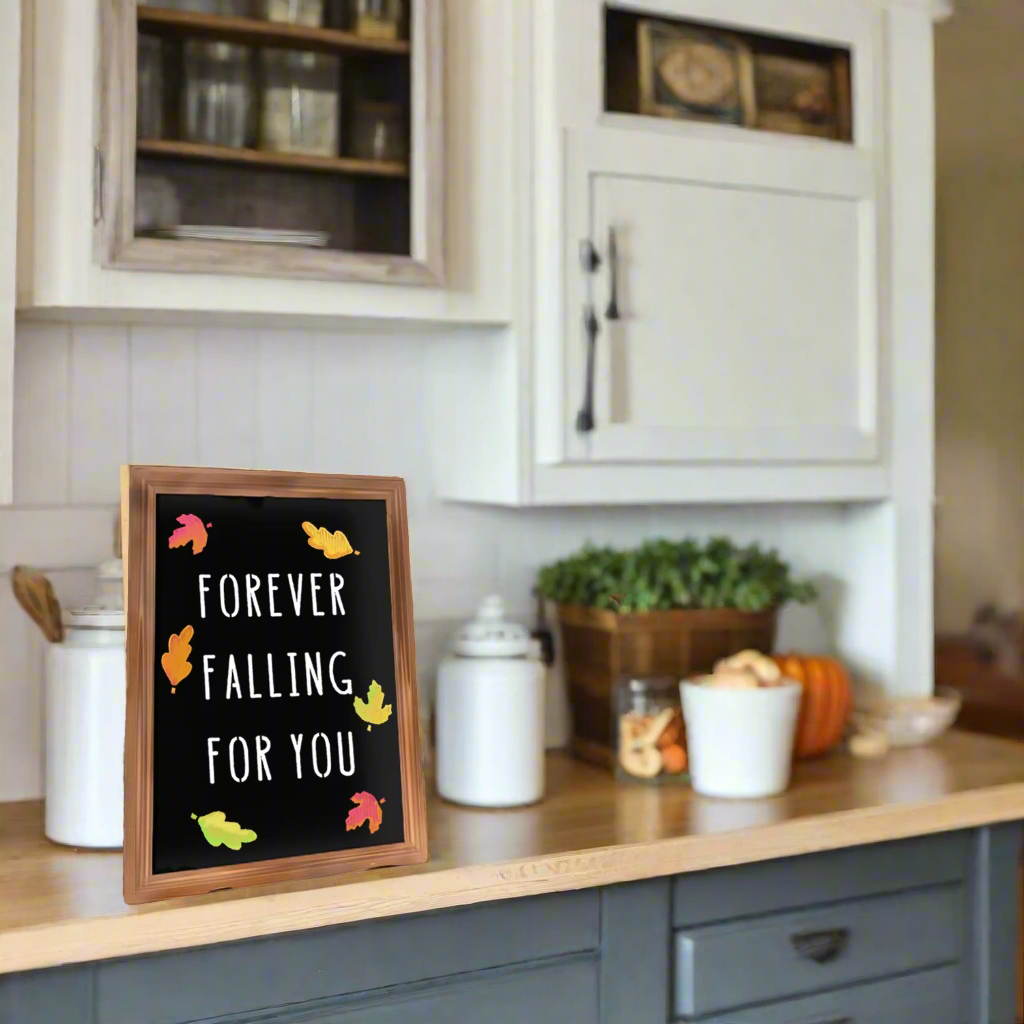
[191,811,257,850]
[353,680,393,731]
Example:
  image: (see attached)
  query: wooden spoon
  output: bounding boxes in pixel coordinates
[11,566,64,643]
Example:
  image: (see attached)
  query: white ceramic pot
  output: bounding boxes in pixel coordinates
[680,679,802,799]
[45,606,126,848]
[436,596,545,808]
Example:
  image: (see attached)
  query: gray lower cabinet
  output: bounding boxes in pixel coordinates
[0,824,1019,1024]
[700,965,962,1024]
[675,884,963,1016]
[94,891,600,1024]
[191,958,600,1024]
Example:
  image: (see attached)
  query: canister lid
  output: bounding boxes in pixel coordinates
[625,675,678,693]
[63,606,125,630]
[65,557,125,627]
[452,595,531,658]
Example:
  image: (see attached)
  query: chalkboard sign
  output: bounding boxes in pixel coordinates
[121,466,427,904]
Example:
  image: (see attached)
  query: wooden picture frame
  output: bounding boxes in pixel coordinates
[122,465,427,904]
[631,15,853,145]
[753,51,853,143]
[637,19,756,127]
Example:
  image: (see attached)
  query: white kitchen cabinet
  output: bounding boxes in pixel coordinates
[434,0,947,507]
[550,0,881,466]
[558,128,878,467]
[16,0,515,324]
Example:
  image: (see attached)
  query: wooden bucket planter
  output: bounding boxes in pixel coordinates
[556,604,778,766]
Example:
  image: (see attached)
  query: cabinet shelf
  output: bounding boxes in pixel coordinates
[137,6,411,57]
[137,139,409,179]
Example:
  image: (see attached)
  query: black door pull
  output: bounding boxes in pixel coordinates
[579,238,601,274]
[605,226,620,320]
[790,927,850,964]
[575,304,598,433]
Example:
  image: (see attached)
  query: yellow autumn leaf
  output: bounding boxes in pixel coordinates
[301,521,360,560]
[191,811,257,851]
[354,680,392,731]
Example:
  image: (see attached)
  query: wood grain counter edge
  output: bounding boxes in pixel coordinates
[5,780,1024,975]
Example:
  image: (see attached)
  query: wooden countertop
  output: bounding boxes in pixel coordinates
[2,729,1024,976]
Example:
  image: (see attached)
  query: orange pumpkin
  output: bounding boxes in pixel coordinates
[772,653,852,758]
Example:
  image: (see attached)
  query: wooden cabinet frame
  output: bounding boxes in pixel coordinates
[95,0,445,286]
[0,0,18,505]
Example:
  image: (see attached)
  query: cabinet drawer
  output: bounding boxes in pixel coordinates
[198,958,598,1024]
[674,885,962,1018]
[699,964,961,1024]
[672,831,967,926]
[96,891,598,1024]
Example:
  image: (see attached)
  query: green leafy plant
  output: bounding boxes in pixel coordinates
[536,537,816,613]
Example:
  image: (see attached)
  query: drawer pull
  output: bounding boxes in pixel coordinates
[808,1018,851,1024]
[790,927,849,964]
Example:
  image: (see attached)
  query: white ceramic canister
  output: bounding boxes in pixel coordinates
[435,596,546,808]
[45,560,126,848]
[680,678,802,799]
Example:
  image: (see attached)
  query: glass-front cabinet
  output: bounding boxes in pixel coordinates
[99,0,443,284]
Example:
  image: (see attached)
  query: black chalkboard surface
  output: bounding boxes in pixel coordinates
[122,467,427,905]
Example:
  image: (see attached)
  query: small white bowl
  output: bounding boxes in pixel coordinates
[851,687,961,748]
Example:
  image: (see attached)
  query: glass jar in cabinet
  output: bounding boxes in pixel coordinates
[351,101,405,163]
[350,0,404,40]
[182,41,255,149]
[614,676,688,784]
[260,49,341,157]
[260,0,325,25]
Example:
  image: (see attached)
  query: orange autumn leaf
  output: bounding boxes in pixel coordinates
[161,625,194,693]
[168,514,212,555]
[345,792,385,834]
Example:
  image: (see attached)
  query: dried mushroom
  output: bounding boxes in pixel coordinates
[715,649,781,684]
[619,743,662,778]
[707,668,760,689]
[849,731,889,759]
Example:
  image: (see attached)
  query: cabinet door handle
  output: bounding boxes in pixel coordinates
[790,927,849,964]
[807,1018,852,1024]
[575,304,599,434]
[579,238,601,274]
[605,226,620,320]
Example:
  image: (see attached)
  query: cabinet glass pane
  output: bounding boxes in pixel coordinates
[133,3,412,256]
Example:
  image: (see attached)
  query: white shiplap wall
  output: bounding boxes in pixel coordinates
[0,320,842,801]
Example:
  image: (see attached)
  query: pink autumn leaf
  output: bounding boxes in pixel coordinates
[345,792,385,834]
[168,514,212,555]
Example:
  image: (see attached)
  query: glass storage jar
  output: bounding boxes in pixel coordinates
[350,0,404,40]
[350,101,405,163]
[260,50,340,157]
[136,34,164,140]
[182,41,254,149]
[260,0,324,25]
[614,676,688,784]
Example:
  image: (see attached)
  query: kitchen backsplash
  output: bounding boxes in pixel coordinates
[0,321,841,801]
